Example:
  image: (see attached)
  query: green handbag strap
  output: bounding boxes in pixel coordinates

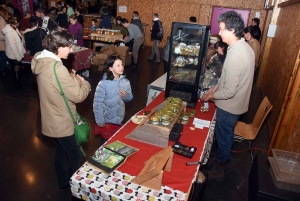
[53,61,76,125]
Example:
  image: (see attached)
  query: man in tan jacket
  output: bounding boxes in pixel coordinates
[201,11,255,181]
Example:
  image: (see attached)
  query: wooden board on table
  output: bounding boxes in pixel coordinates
[126,101,186,148]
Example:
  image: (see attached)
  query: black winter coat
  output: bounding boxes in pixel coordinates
[24,27,47,56]
[151,20,162,41]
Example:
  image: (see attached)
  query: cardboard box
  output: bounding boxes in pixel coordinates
[120,55,132,66]
[98,64,105,71]
[116,46,129,57]
[101,44,117,55]
[92,53,107,65]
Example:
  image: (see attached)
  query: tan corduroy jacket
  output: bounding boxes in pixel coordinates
[31,50,91,138]
[214,39,255,115]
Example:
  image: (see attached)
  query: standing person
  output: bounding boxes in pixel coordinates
[148,13,163,63]
[68,14,83,47]
[31,28,91,191]
[251,18,261,41]
[131,14,143,33]
[65,2,75,21]
[2,16,26,88]
[99,8,111,29]
[75,8,84,26]
[56,6,68,29]
[93,55,133,146]
[24,16,47,57]
[121,18,144,68]
[0,8,8,77]
[48,7,57,21]
[56,1,63,13]
[89,19,97,31]
[244,26,261,69]
[35,7,58,32]
[200,11,255,181]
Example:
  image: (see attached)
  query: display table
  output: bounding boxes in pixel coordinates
[62,48,93,72]
[84,36,123,51]
[71,91,216,201]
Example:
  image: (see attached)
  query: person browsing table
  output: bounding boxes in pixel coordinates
[201,11,255,181]
[121,18,144,68]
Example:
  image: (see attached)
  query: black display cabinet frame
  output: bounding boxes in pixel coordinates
[165,22,210,108]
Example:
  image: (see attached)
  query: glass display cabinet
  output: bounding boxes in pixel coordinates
[165,22,211,108]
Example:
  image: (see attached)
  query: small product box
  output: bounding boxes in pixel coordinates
[172,142,197,158]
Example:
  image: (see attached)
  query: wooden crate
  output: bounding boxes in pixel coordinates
[90,33,123,42]
[126,101,187,148]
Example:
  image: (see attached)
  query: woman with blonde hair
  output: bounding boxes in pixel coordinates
[2,16,26,87]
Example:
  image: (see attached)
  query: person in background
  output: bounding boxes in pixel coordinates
[200,11,254,181]
[24,16,47,57]
[18,11,31,32]
[1,3,14,16]
[131,12,144,33]
[75,7,84,26]
[35,7,58,32]
[48,7,57,21]
[210,40,227,64]
[90,19,97,31]
[56,1,63,13]
[2,16,26,88]
[112,16,127,38]
[251,18,261,41]
[131,11,139,22]
[0,8,8,78]
[55,6,69,29]
[93,55,133,146]
[244,26,260,69]
[161,36,170,73]
[121,18,144,68]
[99,3,108,17]
[68,14,83,47]
[148,13,163,63]
[65,2,75,21]
[99,8,111,29]
[31,28,91,191]
[96,16,101,27]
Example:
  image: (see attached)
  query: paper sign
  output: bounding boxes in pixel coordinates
[193,118,211,128]
[51,1,55,7]
[119,6,127,13]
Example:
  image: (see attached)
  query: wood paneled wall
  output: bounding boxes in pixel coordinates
[260,3,300,136]
[117,0,266,47]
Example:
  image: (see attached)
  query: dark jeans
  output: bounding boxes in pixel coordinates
[215,107,240,163]
[0,51,7,72]
[54,135,82,189]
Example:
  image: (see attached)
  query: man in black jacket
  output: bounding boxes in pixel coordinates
[35,7,58,32]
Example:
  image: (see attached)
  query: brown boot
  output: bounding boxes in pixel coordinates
[207,160,227,181]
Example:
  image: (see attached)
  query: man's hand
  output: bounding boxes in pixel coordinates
[200,93,210,102]
[208,85,218,94]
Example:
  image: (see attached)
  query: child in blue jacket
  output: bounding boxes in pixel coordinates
[93,55,133,145]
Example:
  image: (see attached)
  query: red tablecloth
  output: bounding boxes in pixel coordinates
[104,91,216,193]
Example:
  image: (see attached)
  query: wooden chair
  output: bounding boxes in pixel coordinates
[234,97,273,161]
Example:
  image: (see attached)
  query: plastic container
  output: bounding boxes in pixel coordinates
[268,157,300,193]
[272,149,300,176]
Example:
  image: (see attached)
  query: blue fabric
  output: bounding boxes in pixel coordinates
[215,107,240,163]
[93,74,133,126]
[99,14,111,29]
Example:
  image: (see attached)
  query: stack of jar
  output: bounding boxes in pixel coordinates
[150,97,183,126]
[95,29,121,35]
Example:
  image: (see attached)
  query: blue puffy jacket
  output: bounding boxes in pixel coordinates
[99,14,112,29]
[93,74,133,126]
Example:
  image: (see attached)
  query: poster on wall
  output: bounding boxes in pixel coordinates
[119,6,127,13]
[210,7,250,35]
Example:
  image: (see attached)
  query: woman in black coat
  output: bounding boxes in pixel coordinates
[56,7,69,29]
[24,16,47,56]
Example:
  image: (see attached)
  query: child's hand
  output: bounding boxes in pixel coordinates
[120,90,126,98]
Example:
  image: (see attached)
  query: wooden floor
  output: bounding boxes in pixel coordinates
[0,47,270,201]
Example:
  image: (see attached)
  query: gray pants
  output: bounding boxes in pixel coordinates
[132,36,144,64]
[150,40,160,61]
